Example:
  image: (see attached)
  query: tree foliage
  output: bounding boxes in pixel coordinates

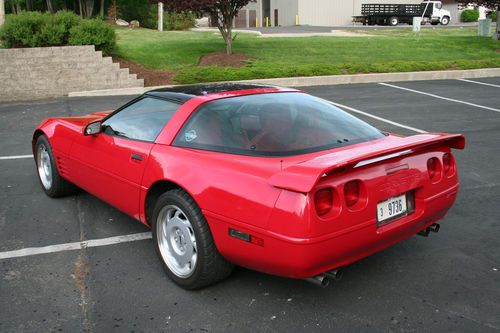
[166,0,256,55]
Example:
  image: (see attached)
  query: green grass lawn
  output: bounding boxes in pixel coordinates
[113,27,500,84]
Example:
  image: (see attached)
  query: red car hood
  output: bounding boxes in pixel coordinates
[59,110,111,127]
[269,133,465,193]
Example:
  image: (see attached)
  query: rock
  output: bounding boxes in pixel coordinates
[195,17,209,28]
[130,20,140,28]
[115,18,129,26]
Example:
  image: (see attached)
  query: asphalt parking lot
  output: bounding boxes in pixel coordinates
[1,78,499,332]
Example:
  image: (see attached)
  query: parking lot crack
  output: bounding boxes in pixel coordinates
[73,194,94,333]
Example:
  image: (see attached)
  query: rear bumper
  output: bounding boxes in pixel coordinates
[205,184,458,279]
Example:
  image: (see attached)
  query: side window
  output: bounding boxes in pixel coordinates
[102,97,180,142]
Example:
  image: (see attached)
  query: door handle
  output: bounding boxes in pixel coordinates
[131,153,143,161]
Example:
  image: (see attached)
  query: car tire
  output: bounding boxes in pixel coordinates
[389,16,399,26]
[152,189,234,289]
[35,135,77,198]
[440,16,450,25]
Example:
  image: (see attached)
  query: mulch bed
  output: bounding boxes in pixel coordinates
[197,52,251,67]
[113,51,251,87]
[112,57,177,87]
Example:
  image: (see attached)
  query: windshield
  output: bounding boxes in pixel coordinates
[174,92,384,156]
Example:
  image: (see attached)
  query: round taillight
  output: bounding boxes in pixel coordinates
[443,153,452,174]
[427,158,438,179]
[314,189,333,216]
[344,180,360,207]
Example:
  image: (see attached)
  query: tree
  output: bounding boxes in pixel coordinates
[0,0,5,27]
[167,0,256,55]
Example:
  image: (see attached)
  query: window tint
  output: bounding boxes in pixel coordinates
[102,97,180,142]
[173,92,384,156]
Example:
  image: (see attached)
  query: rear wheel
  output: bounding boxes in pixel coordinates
[440,16,450,25]
[152,189,233,289]
[35,135,77,197]
[389,16,399,26]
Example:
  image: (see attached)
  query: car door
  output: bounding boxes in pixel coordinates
[70,97,181,218]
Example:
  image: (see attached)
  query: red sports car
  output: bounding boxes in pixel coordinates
[33,84,465,289]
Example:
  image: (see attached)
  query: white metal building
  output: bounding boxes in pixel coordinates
[237,0,458,27]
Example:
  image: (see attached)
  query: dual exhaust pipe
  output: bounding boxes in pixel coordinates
[417,223,440,237]
[304,269,343,288]
[305,223,440,287]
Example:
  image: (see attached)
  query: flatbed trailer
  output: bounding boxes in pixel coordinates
[352,1,450,26]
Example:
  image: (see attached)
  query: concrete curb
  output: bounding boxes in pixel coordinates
[68,68,500,97]
[190,28,262,36]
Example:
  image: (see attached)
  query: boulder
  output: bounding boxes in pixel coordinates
[115,18,129,26]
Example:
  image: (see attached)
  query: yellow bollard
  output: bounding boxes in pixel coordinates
[256,17,258,27]
[296,15,299,25]
[266,17,269,28]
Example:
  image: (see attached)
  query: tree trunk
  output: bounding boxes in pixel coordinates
[78,0,83,17]
[100,0,104,17]
[0,0,5,27]
[496,4,500,40]
[15,3,21,13]
[84,0,94,18]
[46,0,54,13]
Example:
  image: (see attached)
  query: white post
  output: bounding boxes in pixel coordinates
[158,2,163,32]
[0,0,5,27]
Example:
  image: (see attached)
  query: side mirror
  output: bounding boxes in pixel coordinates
[84,121,102,136]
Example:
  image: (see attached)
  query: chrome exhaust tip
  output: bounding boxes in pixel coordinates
[325,269,343,281]
[304,274,330,288]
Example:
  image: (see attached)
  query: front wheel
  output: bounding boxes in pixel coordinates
[440,16,450,25]
[152,189,233,289]
[35,135,77,197]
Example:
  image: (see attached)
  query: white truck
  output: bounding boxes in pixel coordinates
[353,1,451,26]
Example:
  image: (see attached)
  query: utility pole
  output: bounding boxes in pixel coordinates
[496,4,500,40]
[0,0,5,27]
[158,2,163,32]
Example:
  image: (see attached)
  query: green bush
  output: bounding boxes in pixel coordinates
[40,11,81,45]
[488,11,497,22]
[0,11,115,54]
[69,19,116,55]
[143,6,195,31]
[461,9,479,22]
[0,11,46,48]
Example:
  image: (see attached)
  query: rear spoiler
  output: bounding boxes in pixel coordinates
[268,133,465,193]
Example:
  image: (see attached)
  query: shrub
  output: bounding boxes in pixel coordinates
[40,11,81,45]
[488,11,497,22]
[461,9,479,22]
[0,11,46,48]
[69,19,116,55]
[143,5,196,30]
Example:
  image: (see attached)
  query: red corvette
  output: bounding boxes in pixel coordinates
[33,84,465,289]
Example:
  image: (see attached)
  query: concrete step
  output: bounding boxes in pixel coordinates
[4,55,112,67]
[0,80,145,98]
[0,46,143,101]
[0,46,97,59]
[0,60,119,73]
[0,66,132,80]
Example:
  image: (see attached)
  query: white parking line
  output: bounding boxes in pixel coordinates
[0,232,152,260]
[379,83,500,114]
[0,154,33,160]
[330,101,427,134]
[458,79,500,88]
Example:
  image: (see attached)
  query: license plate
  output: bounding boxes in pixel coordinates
[377,194,407,225]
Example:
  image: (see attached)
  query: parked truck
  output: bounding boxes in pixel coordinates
[353,1,451,26]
